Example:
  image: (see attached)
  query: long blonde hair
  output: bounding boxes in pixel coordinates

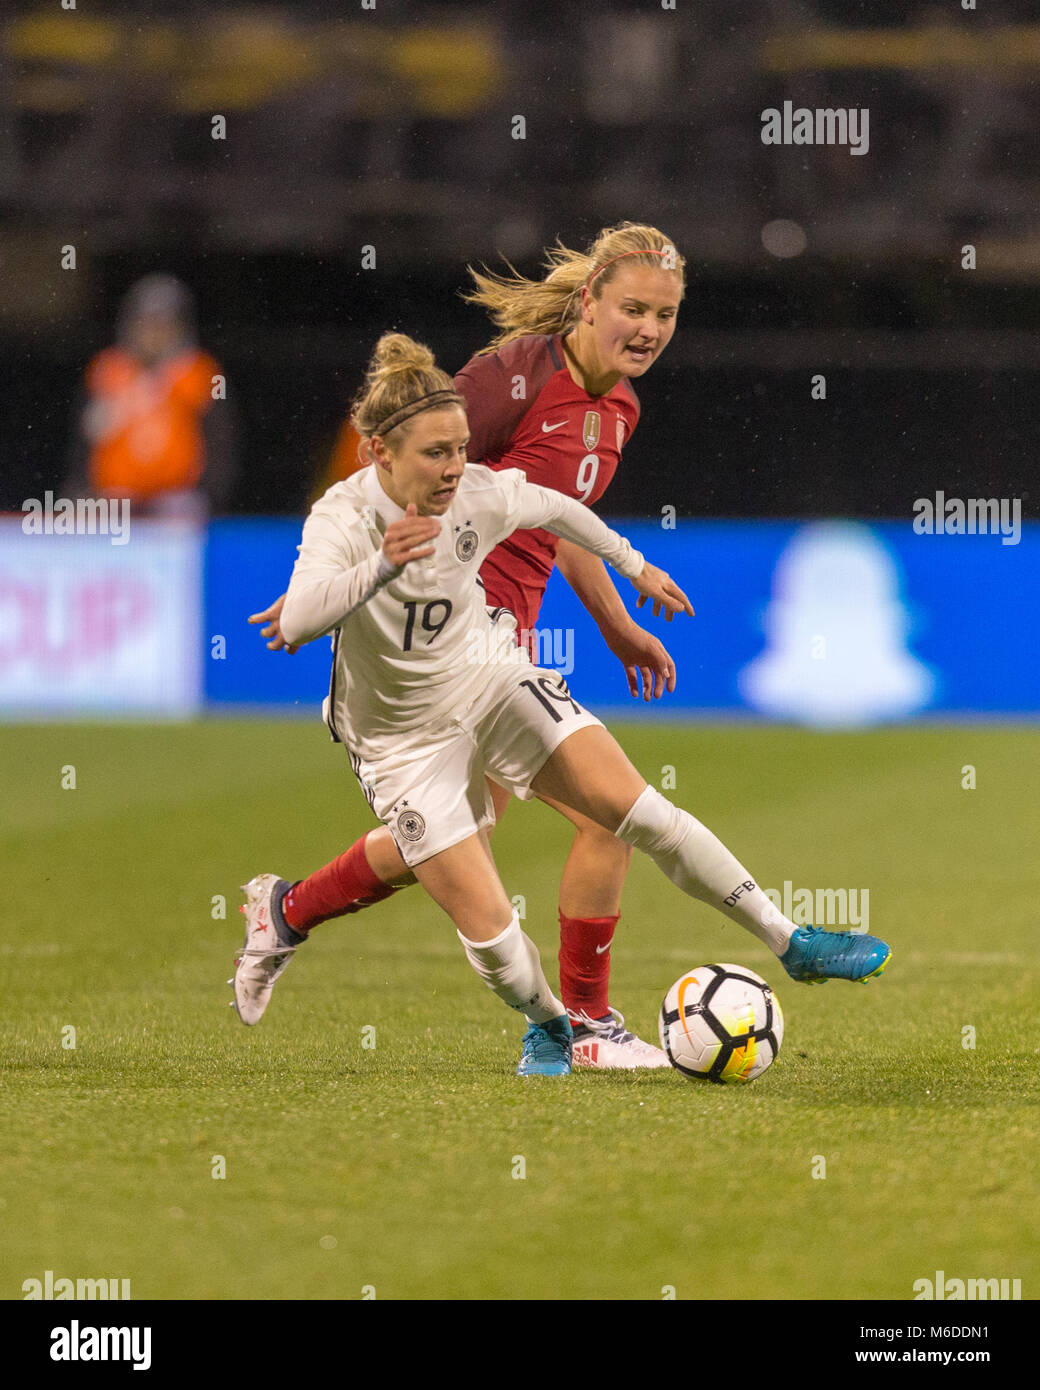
[351,332,463,441]
[464,222,685,353]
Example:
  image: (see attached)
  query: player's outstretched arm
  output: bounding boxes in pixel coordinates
[513,477,693,616]
[554,539,677,701]
[554,539,631,632]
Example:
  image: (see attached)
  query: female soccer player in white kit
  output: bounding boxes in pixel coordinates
[233,333,891,1075]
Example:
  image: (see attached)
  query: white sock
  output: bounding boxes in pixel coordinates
[615,786,797,955]
[457,910,565,1024]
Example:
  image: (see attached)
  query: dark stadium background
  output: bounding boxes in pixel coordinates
[1,0,1037,520]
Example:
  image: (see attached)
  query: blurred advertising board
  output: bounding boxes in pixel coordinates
[2,515,1035,722]
[0,517,203,715]
[205,517,1039,723]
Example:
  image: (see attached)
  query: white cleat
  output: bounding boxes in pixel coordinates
[569,1007,671,1070]
[230,874,297,1026]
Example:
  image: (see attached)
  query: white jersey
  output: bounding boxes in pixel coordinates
[280,463,644,755]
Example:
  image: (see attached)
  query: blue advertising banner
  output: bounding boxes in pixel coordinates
[205,518,333,710]
[205,518,1039,723]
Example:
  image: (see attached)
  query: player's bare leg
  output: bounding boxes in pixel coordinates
[255,777,657,1059]
[275,826,412,943]
[552,803,632,918]
[530,727,891,984]
[409,831,572,1076]
[362,826,417,886]
[280,775,666,1065]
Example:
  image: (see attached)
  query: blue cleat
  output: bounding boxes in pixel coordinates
[516,1013,573,1076]
[780,924,892,984]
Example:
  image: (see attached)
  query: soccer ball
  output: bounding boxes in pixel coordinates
[659,964,784,1084]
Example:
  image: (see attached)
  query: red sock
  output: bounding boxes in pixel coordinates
[282,833,398,933]
[558,911,619,1020]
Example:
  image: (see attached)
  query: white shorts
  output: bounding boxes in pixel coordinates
[345,663,603,867]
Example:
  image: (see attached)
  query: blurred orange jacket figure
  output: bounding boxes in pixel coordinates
[74,275,237,518]
[317,417,369,496]
[86,347,218,499]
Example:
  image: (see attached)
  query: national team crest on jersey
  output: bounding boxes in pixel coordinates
[582,411,601,450]
[455,528,478,562]
[396,808,426,842]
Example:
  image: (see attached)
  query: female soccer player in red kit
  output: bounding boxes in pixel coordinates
[247,223,693,1065]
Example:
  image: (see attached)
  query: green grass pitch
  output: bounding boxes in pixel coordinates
[2,720,1037,1301]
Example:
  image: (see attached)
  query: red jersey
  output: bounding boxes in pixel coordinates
[453,333,640,634]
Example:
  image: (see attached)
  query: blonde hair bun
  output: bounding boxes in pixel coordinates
[351,332,460,439]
